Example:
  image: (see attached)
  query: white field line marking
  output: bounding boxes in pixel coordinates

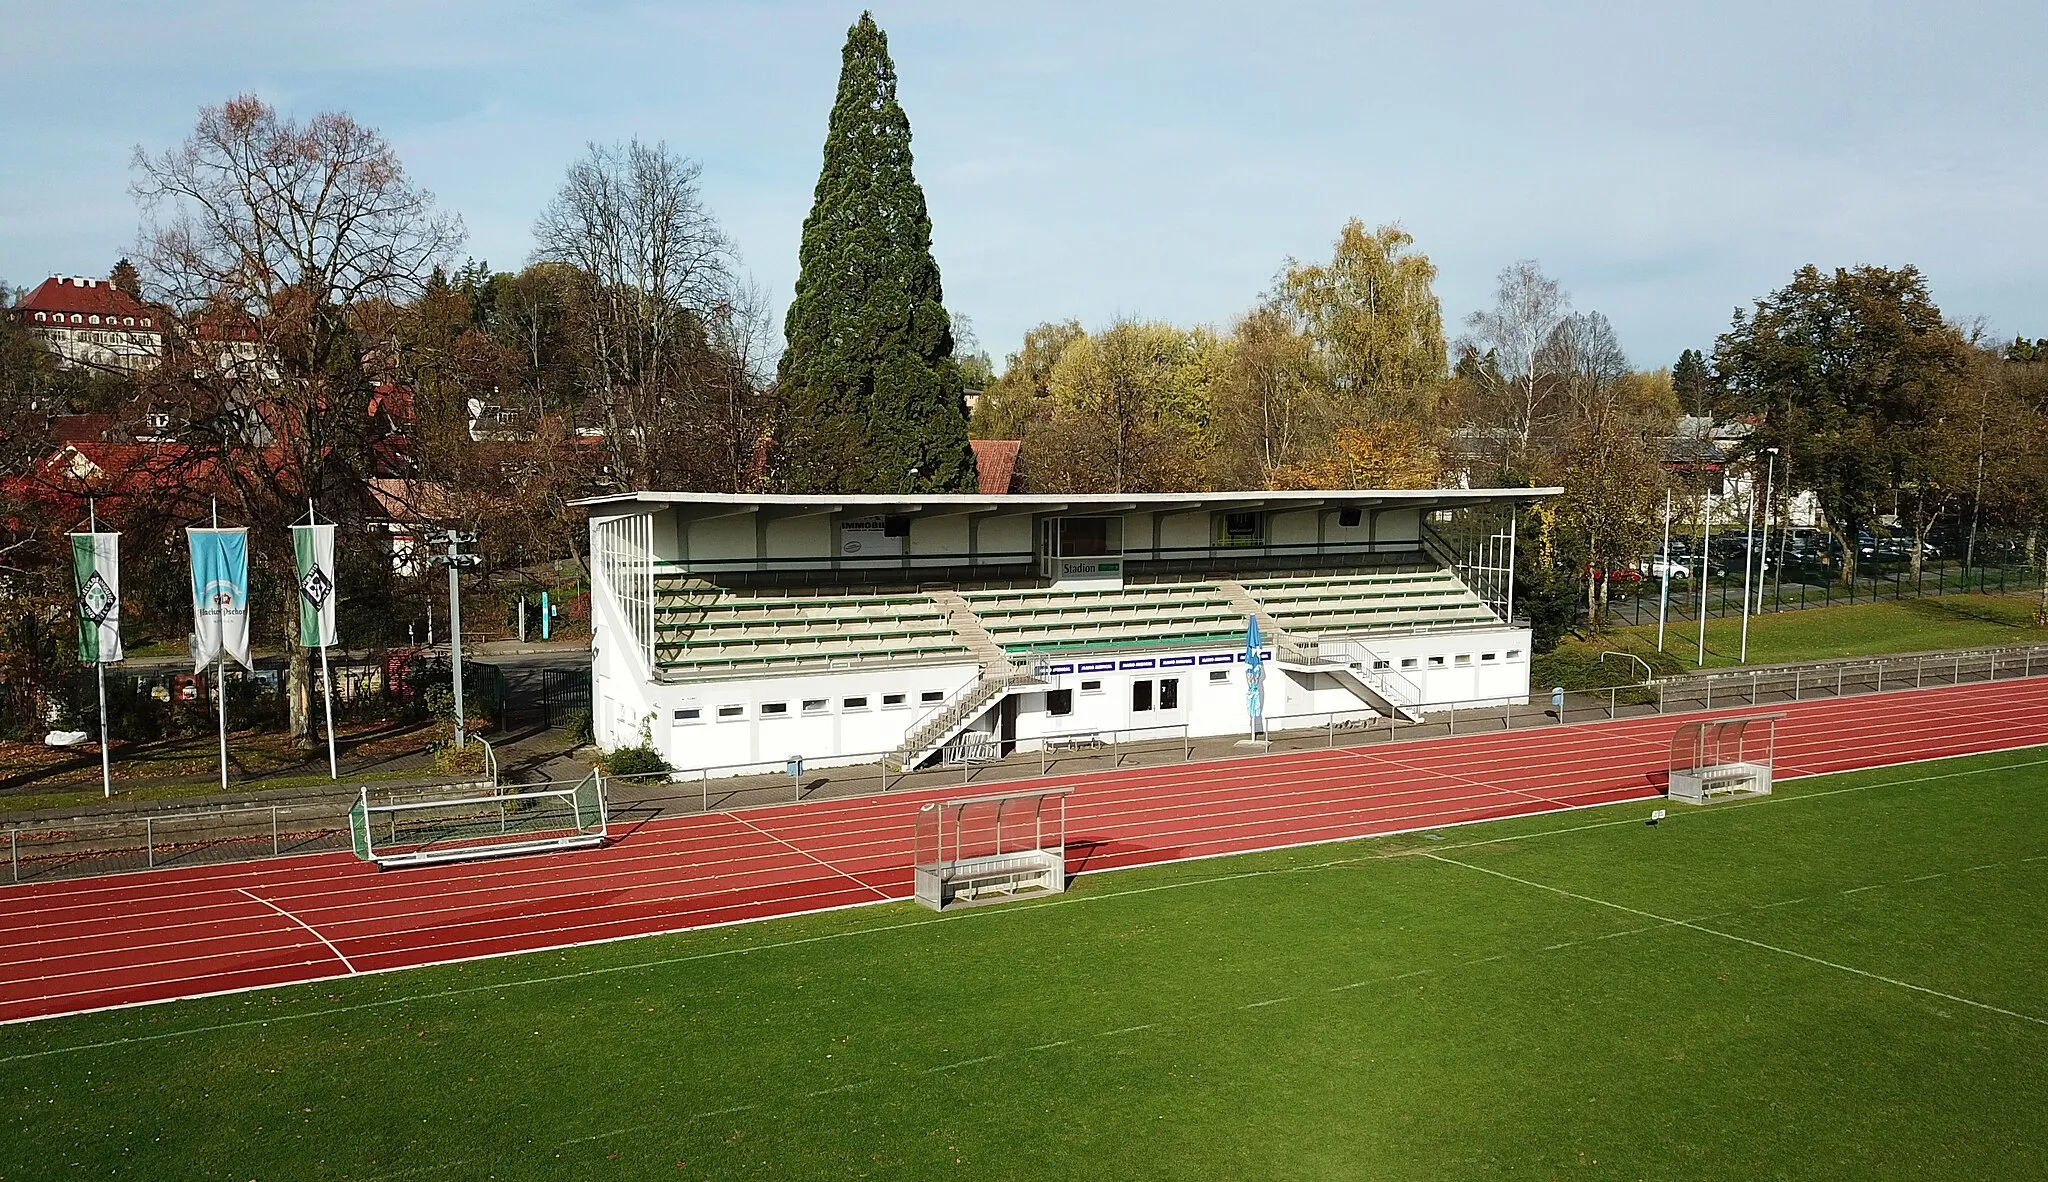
[1098,1023,1155,1038]
[726,815,891,901]
[1366,749,1576,811]
[1753,897,1808,909]
[1963,863,2003,873]
[1843,885,1884,895]
[1903,873,1948,883]
[235,888,356,975]
[1240,997,1292,1009]
[1027,1039,1071,1051]
[12,741,2046,1054]
[805,1079,869,1097]
[1330,968,1433,992]
[926,1053,1005,1073]
[1424,853,2048,1029]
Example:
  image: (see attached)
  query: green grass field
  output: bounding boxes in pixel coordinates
[6,749,2047,1179]
[1538,593,2048,689]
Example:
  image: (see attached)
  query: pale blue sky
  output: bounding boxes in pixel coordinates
[3,1,2043,371]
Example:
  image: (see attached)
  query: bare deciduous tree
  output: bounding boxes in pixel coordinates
[1459,261,1570,477]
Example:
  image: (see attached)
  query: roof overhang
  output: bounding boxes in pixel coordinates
[574,487,1560,523]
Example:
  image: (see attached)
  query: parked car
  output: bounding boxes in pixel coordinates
[1636,556,1692,580]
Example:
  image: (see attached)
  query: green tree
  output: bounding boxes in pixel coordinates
[773,12,974,494]
[1671,347,1711,418]
[1714,264,1974,585]
[971,319,1084,441]
[1026,320,1216,493]
[1280,219,1446,420]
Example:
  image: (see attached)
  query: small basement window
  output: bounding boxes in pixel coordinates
[802,698,829,715]
[760,702,789,717]
[842,696,869,711]
[674,707,702,723]
[920,690,945,704]
[1371,659,1391,671]
[1400,658,1419,670]
[1047,689,1074,716]
[1455,654,1472,667]
[1506,649,1524,660]
[1209,669,1230,683]
[882,693,908,708]
[1080,679,1103,694]
[1428,656,1446,668]
[716,704,744,720]
[1481,652,1498,663]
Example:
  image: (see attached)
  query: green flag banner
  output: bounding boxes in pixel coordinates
[293,522,338,648]
[70,531,123,664]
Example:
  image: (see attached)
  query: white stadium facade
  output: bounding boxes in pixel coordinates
[578,488,1558,775]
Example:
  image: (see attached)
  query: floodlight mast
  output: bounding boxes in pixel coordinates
[427,530,482,748]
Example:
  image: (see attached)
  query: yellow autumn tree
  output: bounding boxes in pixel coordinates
[1268,422,1441,490]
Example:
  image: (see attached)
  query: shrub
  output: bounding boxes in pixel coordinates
[562,706,593,745]
[600,744,670,778]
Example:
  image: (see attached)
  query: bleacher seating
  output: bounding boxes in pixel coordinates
[652,581,969,676]
[1240,569,1498,636]
[957,582,1243,656]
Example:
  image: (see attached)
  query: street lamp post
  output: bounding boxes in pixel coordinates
[427,530,482,748]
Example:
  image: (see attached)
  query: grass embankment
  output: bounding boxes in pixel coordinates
[5,748,2046,1179]
[1536,592,2047,690]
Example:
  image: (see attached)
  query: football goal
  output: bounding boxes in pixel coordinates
[913,787,1070,910]
[1668,712,1783,804]
[348,770,610,868]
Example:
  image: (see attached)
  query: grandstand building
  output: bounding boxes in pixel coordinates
[579,488,1556,774]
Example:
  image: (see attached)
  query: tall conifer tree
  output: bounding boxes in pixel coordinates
[774,12,976,493]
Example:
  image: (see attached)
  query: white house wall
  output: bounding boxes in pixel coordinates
[1321,628,1533,709]
[653,663,980,773]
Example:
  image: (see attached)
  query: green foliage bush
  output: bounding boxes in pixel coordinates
[600,745,670,778]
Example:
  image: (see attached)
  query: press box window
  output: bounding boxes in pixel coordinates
[716,705,744,720]
[1215,511,1266,547]
[802,699,829,716]
[759,702,789,717]
[674,707,703,724]
[1046,689,1074,716]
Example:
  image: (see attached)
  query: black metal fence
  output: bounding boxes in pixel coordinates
[1593,562,2042,629]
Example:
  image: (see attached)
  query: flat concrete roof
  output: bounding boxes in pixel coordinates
[576,487,1561,517]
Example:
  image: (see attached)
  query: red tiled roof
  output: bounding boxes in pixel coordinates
[16,276,159,329]
[970,439,1021,495]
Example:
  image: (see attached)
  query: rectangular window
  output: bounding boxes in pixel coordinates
[1047,689,1074,716]
[802,699,829,715]
[1428,656,1446,668]
[759,702,789,717]
[1051,516,1122,557]
[1132,680,1154,712]
[842,696,870,711]
[1455,654,1472,667]
[882,693,908,708]
[716,704,744,720]
[1371,659,1391,671]
[674,707,702,723]
[1080,679,1103,694]
[1159,678,1179,710]
[882,515,912,538]
[1209,669,1230,684]
[920,689,945,704]
[1506,649,1524,660]
[1400,658,1419,670]
[1481,652,1498,663]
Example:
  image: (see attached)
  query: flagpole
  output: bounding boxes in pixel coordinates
[211,497,229,791]
[1656,488,1673,653]
[91,500,111,799]
[312,498,338,780]
[1697,486,1712,667]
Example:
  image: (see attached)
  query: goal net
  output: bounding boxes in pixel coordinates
[913,787,1069,910]
[1668,713,1782,804]
[348,771,609,868]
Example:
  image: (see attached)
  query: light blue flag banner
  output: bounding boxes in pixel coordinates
[188,527,253,672]
[1244,614,1265,734]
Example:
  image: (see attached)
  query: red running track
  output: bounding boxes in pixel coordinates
[5,677,2048,1025]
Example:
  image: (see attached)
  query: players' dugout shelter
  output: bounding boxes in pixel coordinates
[913,787,1069,909]
[1668,712,1782,804]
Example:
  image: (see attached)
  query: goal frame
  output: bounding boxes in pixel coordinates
[348,770,609,868]
[1668,712,1783,804]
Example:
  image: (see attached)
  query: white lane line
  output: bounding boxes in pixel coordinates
[236,888,356,975]
[727,816,893,901]
[1424,853,2048,1029]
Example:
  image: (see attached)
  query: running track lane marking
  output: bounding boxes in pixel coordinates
[726,815,894,901]
[1421,853,2048,1029]
[235,888,357,975]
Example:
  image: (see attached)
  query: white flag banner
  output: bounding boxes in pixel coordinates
[293,523,338,648]
[70,531,123,664]
[188,527,253,672]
